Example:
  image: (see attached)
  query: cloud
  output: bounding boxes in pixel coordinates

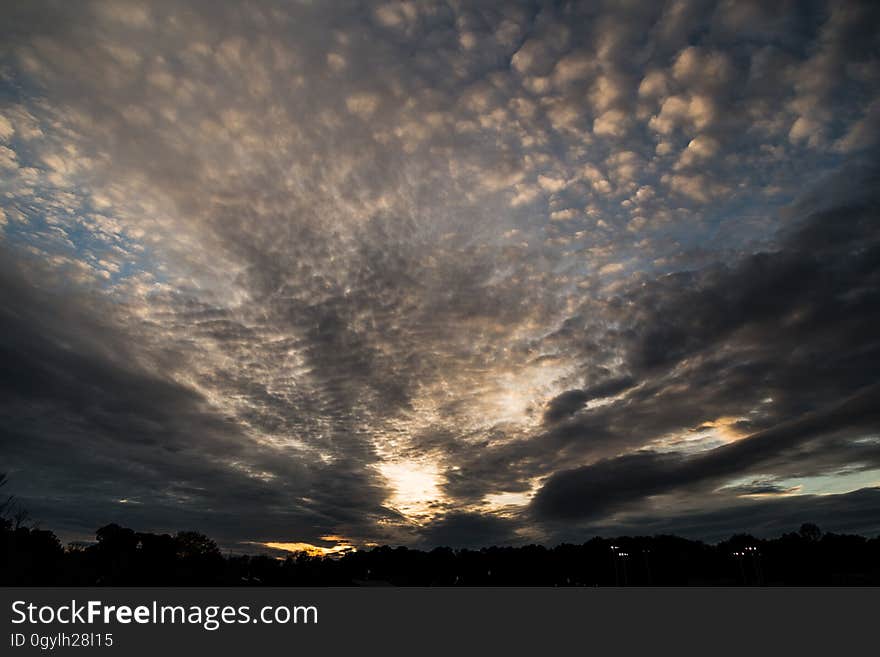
[532,384,880,521]
[0,250,393,546]
[527,164,880,523]
[543,376,636,424]
[0,0,878,547]
[550,487,880,543]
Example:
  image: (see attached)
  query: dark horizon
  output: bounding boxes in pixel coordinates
[5,507,880,586]
[2,1,880,555]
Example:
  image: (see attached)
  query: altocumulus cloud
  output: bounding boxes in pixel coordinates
[0,0,878,549]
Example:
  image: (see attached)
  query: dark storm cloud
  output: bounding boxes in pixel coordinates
[1,0,879,546]
[532,383,880,521]
[0,251,393,545]
[528,164,880,522]
[543,376,635,424]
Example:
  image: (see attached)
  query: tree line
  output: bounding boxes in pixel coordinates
[3,517,879,586]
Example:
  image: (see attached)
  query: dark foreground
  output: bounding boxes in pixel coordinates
[4,520,880,586]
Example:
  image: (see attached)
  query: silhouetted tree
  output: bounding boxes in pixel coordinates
[0,476,65,584]
[173,531,224,584]
[799,523,822,542]
[0,473,29,530]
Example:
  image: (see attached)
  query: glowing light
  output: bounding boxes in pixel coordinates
[262,541,355,557]
[378,459,442,521]
[651,415,750,453]
[478,360,573,428]
[483,490,533,508]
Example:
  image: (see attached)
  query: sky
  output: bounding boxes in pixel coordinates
[1,0,879,553]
